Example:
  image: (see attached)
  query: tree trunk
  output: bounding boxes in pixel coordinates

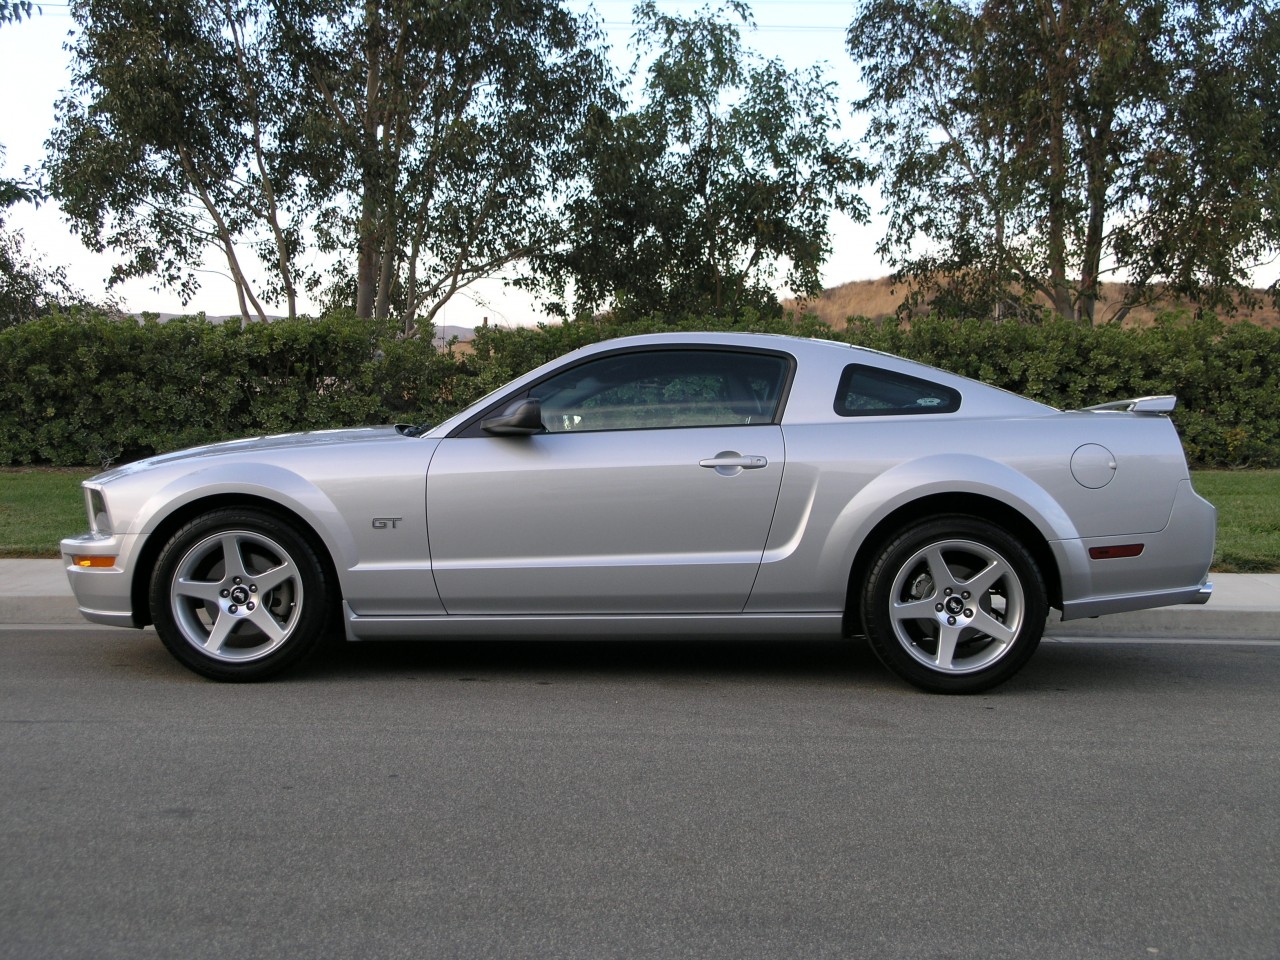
[176,143,267,325]
[1043,1,1076,322]
[375,218,396,319]
[356,192,379,319]
[222,1,297,320]
[355,0,383,319]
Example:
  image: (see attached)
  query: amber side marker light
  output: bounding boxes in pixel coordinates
[73,556,116,568]
[1089,544,1145,560]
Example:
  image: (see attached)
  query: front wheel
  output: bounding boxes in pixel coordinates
[149,508,334,681]
[860,516,1047,694]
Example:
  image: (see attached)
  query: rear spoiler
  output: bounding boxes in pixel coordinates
[1081,395,1177,415]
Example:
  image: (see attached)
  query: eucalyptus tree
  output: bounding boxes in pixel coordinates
[48,0,613,331]
[848,0,1279,324]
[2,2,41,209]
[271,0,613,333]
[2,2,43,211]
[48,0,308,323]
[1,0,60,326]
[547,0,868,320]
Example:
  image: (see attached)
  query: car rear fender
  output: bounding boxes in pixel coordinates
[821,453,1078,592]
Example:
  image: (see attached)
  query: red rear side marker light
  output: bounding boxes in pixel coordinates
[1089,544,1145,560]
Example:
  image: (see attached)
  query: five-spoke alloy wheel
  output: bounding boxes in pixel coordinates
[149,508,333,681]
[861,515,1047,693]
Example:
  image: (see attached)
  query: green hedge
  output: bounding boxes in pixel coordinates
[1,310,1276,467]
[0,311,473,467]
[469,312,1280,467]
[831,315,1280,468]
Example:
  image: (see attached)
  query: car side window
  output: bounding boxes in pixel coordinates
[834,364,961,416]
[531,349,789,432]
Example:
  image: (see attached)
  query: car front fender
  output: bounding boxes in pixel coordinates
[132,463,360,575]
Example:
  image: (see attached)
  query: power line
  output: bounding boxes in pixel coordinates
[586,0,853,34]
[600,20,845,31]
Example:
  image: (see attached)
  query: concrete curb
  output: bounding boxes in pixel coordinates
[1044,572,1279,641]
[3,559,1277,639]
[0,560,82,625]
[1044,608,1277,640]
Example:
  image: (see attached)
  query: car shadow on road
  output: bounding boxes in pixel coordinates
[301,634,899,688]
[295,632,1280,697]
[67,627,1277,696]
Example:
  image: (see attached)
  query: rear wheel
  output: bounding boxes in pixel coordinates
[149,508,333,681]
[860,516,1047,693]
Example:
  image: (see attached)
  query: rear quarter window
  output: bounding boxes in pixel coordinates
[834,364,962,417]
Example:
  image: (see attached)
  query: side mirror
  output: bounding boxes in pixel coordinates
[481,398,545,436]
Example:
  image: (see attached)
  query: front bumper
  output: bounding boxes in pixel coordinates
[60,532,144,628]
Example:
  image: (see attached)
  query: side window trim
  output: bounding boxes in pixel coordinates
[449,346,797,438]
[833,363,962,417]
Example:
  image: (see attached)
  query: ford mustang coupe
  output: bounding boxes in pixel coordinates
[62,332,1215,692]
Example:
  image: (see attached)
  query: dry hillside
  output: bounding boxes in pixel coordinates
[786,277,1280,328]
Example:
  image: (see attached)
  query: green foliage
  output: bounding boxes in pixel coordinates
[544,1,868,320]
[0,2,35,25]
[283,0,615,328]
[833,315,1280,466]
[467,309,830,386]
[848,0,1280,324]
[0,312,467,466]
[0,224,81,328]
[1,312,1276,469]
[49,0,290,319]
[1,0,64,328]
[48,0,614,329]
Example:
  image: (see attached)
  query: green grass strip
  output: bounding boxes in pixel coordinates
[1191,470,1280,573]
[3,467,1277,572]
[0,468,94,558]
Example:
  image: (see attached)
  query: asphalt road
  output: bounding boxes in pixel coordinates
[2,627,1278,960]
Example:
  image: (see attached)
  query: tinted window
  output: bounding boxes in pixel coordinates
[530,350,790,432]
[834,364,961,417]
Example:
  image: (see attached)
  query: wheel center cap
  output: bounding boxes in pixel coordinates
[945,596,965,615]
[230,585,251,605]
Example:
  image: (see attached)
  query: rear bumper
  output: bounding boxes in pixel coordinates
[1056,479,1216,621]
[1061,579,1212,620]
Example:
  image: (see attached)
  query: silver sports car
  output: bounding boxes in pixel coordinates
[62,332,1215,692]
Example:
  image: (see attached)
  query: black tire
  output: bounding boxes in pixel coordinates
[148,507,334,681]
[860,515,1047,694]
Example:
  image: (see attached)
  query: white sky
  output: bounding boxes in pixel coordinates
[0,1,885,326]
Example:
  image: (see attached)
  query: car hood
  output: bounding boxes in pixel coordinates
[92,426,405,483]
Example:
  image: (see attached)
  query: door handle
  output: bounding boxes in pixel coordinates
[699,453,768,472]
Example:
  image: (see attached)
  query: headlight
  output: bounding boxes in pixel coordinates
[86,486,112,536]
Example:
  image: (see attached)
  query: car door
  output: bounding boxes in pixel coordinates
[426,347,791,615]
